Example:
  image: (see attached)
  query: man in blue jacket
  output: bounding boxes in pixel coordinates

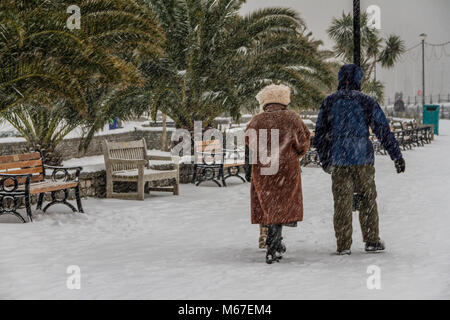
[315,64,406,255]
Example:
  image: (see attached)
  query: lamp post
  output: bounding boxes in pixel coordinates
[420,33,427,107]
[353,0,361,67]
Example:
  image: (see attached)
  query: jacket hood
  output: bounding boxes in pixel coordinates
[338,64,363,91]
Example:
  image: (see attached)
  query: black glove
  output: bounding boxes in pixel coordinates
[395,158,406,174]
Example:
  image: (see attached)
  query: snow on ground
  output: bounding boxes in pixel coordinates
[1,122,450,300]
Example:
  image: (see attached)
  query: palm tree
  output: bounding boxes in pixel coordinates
[1,101,82,165]
[0,0,165,111]
[1,0,165,154]
[327,11,405,102]
[140,0,334,130]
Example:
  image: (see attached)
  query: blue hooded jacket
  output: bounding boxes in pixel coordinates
[315,64,402,168]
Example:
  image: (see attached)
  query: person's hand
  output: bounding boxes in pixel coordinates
[394,158,406,174]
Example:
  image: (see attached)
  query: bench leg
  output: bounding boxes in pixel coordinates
[195,167,223,187]
[0,195,28,223]
[138,180,145,201]
[220,168,227,187]
[196,178,222,187]
[173,178,179,196]
[192,165,198,185]
[25,192,33,222]
[36,193,44,211]
[223,167,246,185]
[106,178,113,198]
[75,185,84,213]
[43,191,77,213]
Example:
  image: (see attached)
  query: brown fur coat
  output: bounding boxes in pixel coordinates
[245,105,310,225]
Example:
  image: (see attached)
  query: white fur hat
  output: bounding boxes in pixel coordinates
[256,84,291,112]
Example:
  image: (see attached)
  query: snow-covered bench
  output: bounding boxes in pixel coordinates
[103,139,179,200]
[0,152,84,223]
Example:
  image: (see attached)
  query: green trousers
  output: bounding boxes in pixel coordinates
[332,165,380,251]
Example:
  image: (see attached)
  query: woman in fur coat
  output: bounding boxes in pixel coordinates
[245,84,311,264]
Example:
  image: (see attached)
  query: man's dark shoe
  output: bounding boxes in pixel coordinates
[336,249,352,256]
[365,241,386,253]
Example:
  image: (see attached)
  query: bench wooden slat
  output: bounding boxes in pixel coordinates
[0,152,41,163]
[195,140,223,162]
[224,162,245,168]
[195,140,222,148]
[0,159,43,170]
[0,166,44,175]
[2,175,44,186]
[27,181,79,194]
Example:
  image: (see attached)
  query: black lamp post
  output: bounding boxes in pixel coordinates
[353,0,361,67]
[419,33,427,107]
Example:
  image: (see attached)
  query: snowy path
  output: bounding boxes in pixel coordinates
[1,122,450,299]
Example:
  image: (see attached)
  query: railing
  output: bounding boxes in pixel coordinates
[385,94,450,106]
[383,104,450,120]
[301,125,434,167]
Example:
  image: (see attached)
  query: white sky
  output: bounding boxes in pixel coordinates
[241,0,450,103]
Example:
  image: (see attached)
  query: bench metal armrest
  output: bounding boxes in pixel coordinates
[0,173,32,178]
[223,148,242,153]
[146,155,172,161]
[44,165,83,182]
[0,173,32,193]
[108,158,148,166]
[146,155,180,169]
[223,149,245,161]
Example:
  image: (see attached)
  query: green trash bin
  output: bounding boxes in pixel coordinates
[423,105,440,135]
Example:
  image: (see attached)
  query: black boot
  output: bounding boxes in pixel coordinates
[266,225,283,264]
[277,238,286,255]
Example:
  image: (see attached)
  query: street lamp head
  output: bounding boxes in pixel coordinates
[419,33,427,41]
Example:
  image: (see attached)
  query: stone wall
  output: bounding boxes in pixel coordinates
[0,140,29,156]
[77,163,195,198]
[0,128,247,200]
[0,128,172,160]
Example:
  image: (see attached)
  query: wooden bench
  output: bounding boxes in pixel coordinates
[192,139,246,187]
[103,139,179,200]
[0,152,83,223]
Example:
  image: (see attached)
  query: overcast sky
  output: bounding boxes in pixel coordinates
[241,0,450,103]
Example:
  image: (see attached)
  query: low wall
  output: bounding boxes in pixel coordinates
[76,163,246,199]
[1,127,248,200]
[77,163,195,199]
[0,128,172,160]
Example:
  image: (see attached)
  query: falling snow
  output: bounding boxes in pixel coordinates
[1,121,449,300]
